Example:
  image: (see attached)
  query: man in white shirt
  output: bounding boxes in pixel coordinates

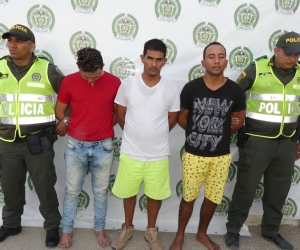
[111,39,180,250]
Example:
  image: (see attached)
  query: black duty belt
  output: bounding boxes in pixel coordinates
[14,130,46,143]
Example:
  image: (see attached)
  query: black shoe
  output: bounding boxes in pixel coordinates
[225,232,240,249]
[262,233,293,250]
[45,228,60,248]
[0,225,22,242]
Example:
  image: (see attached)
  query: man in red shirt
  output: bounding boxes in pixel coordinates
[55,48,121,248]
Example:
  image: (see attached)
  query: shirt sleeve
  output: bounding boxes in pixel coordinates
[169,84,180,112]
[180,83,191,110]
[57,77,70,104]
[236,63,256,92]
[232,85,246,112]
[114,80,128,107]
[48,63,65,94]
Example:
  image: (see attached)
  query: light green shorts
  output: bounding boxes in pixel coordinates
[112,154,171,200]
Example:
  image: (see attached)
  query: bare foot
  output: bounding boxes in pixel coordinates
[58,232,72,248]
[94,230,111,247]
[169,235,184,250]
[196,233,220,250]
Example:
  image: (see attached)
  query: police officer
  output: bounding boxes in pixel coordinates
[225,32,300,250]
[0,24,68,247]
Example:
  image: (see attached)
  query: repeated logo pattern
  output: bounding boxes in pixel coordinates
[188,64,205,81]
[71,0,98,14]
[229,46,253,71]
[69,31,97,56]
[0,23,8,49]
[109,57,135,80]
[234,4,259,30]
[155,0,181,22]
[27,5,55,32]
[193,22,218,47]
[275,0,299,14]
[112,13,139,40]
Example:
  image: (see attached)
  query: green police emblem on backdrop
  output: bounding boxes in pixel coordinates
[268,30,288,52]
[176,180,183,198]
[108,174,116,195]
[198,0,221,6]
[193,22,218,47]
[188,64,205,81]
[139,194,162,213]
[0,23,9,49]
[0,184,5,207]
[27,176,35,192]
[34,49,54,63]
[229,46,253,71]
[109,57,135,80]
[214,196,230,216]
[254,182,264,202]
[291,165,300,185]
[155,0,181,22]
[161,38,177,64]
[77,190,90,210]
[113,137,122,159]
[27,5,55,32]
[234,4,259,30]
[227,163,236,182]
[112,13,139,40]
[71,0,98,14]
[0,0,8,5]
[69,31,97,56]
[282,198,298,218]
[275,0,299,14]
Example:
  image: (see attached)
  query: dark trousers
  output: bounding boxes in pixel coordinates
[226,136,296,236]
[0,137,61,231]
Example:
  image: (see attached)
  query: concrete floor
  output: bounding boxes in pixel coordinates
[0,224,299,250]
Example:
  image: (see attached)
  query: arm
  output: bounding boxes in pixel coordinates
[168,111,178,131]
[116,104,127,130]
[231,110,245,134]
[113,104,118,126]
[178,108,189,130]
[55,100,69,136]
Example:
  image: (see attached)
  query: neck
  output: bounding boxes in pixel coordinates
[13,55,32,67]
[141,72,161,87]
[202,74,227,90]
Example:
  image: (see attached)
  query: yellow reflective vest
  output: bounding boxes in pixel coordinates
[246,58,300,138]
[0,59,55,142]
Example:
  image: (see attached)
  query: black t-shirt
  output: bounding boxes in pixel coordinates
[181,77,246,157]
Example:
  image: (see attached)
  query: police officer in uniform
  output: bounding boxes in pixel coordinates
[0,24,68,247]
[225,32,300,250]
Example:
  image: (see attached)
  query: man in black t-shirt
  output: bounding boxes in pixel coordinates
[169,42,245,250]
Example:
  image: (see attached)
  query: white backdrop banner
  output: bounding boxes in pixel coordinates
[0,0,300,236]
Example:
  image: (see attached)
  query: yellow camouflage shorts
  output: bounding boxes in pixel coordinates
[182,152,231,204]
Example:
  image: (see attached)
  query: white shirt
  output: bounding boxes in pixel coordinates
[114,74,180,161]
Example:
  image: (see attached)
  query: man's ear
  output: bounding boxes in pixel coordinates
[140,54,144,63]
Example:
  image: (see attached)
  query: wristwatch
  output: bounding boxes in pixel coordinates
[63,118,70,126]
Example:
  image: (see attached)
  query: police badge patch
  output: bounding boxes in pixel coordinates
[32,73,41,81]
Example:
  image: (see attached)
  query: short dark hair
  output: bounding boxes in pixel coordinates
[76,48,104,72]
[143,39,167,58]
[203,42,226,59]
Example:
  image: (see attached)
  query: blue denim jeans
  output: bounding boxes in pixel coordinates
[61,136,113,233]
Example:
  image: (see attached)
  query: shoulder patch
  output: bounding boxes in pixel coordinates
[255,55,267,61]
[236,71,246,84]
[55,66,64,76]
[0,55,10,61]
[38,56,50,61]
